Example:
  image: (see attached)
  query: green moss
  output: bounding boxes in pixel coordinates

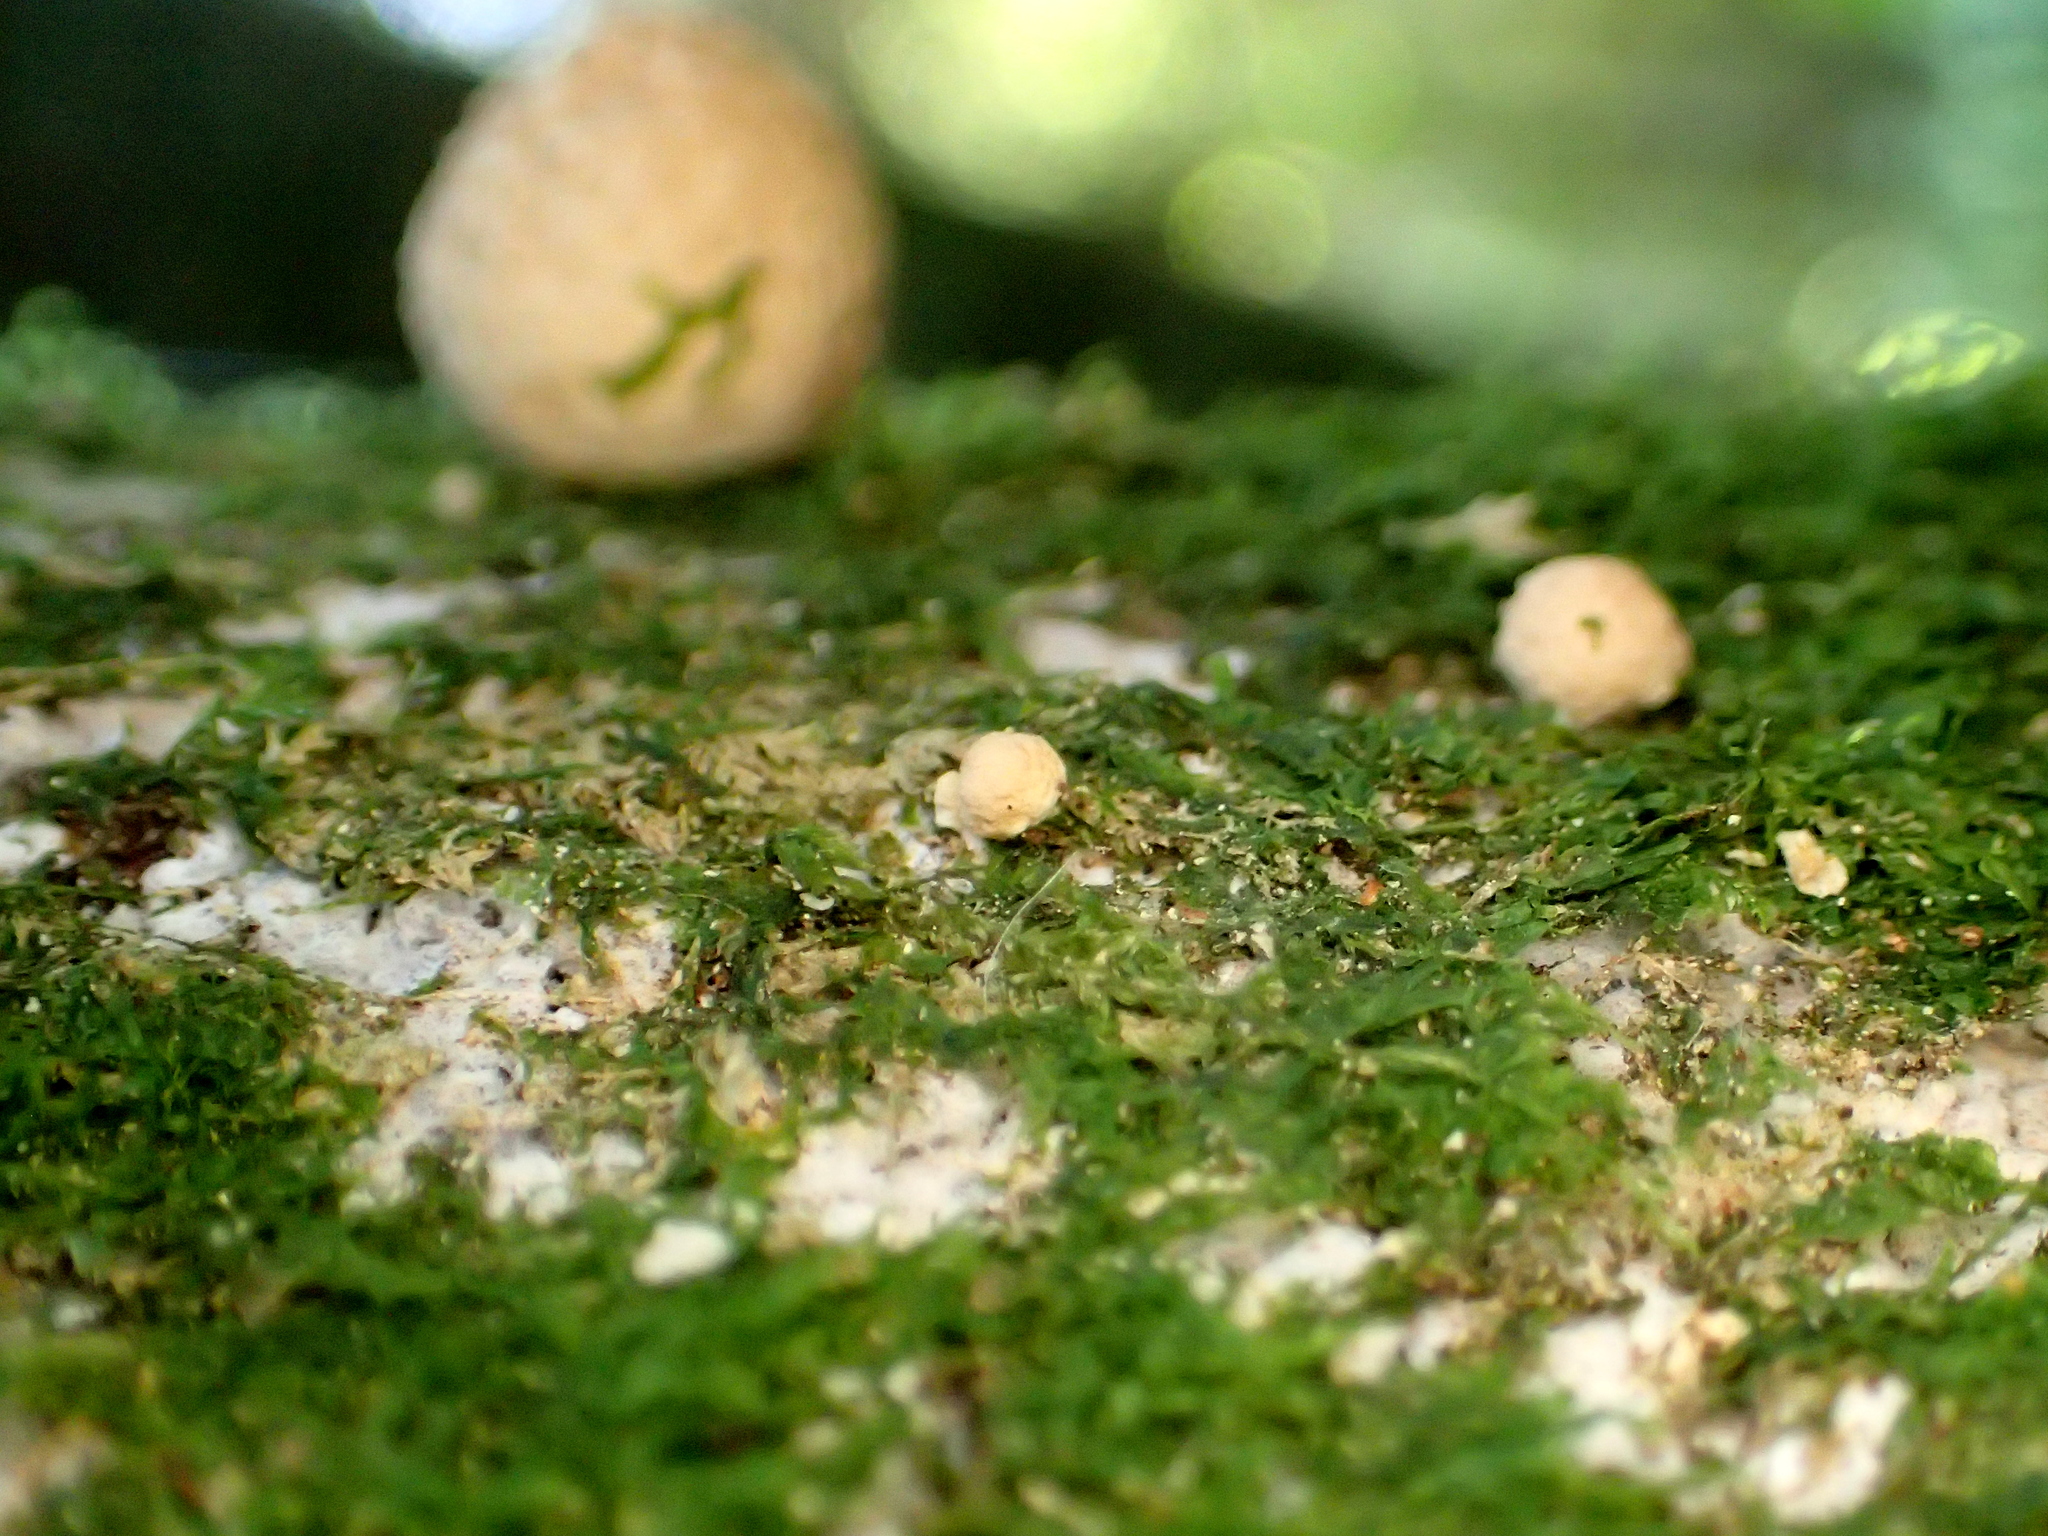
[9,291,2048,1531]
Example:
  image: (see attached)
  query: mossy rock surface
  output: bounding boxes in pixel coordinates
[5,290,2048,1532]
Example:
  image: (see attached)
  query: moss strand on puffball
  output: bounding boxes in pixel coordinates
[399,8,890,487]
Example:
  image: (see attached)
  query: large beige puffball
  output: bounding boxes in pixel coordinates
[932,732,1067,841]
[1492,555,1693,727]
[400,9,890,486]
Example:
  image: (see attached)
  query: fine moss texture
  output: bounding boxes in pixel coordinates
[4,290,2048,1533]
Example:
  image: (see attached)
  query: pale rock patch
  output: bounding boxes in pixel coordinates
[1392,493,1548,561]
[632,1219,737,1285]
[1387,491,1554,561]
[1741,1377,1912,1526]
[0,1414,107,1527]
[1526,1265,1910,1526]
[1165,1216,1409,1329]
[706,1029,785,1130]
[427,463,489,524]
[1532,922,2048,1297]
[0,704,122,774]
[1123,1161,1258,1220]
[864,797,950,882]
[768,1069,1055,1251]
[593,907,682,1017]
[139,820,252,894]
[328,656,409,734]
[117,830,682,1219]
[211,612,311,647]
[1068,852,1117,889]
[1329,1300,1493,1385]
[0,454,198,526]
[1825,1193,2048,1299]
[300,579,491,652]
[1557,1030,1676,1144]
[1526,914,1829,1149]
[1327,1321,1408,1388]
[583,1129,651,1190]
[1014,615,1213,700]
[1592,984,1650,1030]
[1525,1263,1749,1482]
[1566,1037,1630,1083]
[0,819,67,879]
[1525,913,1824,1035]
[1846,1028,2048,1182]
[1949,1204,2048,1298]
[827,1446,939,1536]
[484,1142,576,1224]
[0,692,211,776]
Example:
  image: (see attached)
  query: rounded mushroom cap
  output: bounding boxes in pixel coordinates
[1491,555,1693,727]
[944,731,1067,841]
[400,9,890,487]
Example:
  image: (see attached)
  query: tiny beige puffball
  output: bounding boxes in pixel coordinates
[933,733,1067,841]
[1492,555,1693,727]
[400,9,890,486]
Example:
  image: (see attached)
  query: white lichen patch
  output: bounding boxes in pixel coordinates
[1527,1264,1750,1482]
[0,453,198,526]
[1739,1376,1912,1526]
[1948,1203,2048,1298]
[1014,615,1214,700]
[1847,1026,2048,1182]
[1328,1300,1497,1385]
[0,820,67,879]
[1530,917,2048,1301]
[114,830,682,1220]
[1526,913,1827,1035]
[1527,914,1837,1146]
[327,656,408,735]
[1565,1037,1631,1083]
[632,1219,737,1285]
[1164,1216,1409,1329]
[299,578,506,653]
[1525,1264,1910,1526]
[1386,492,1554,561]
[0,692,212,776]
[767,1069,1056,1251]
[138,820,252,895]
[210,612,312,648]
[0,1412,107,1528]
[1819,1191,2048,1300]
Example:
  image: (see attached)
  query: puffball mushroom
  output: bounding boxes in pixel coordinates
[932,732,1067,841]
[399,8,890,487]
[1492,555,1693,727]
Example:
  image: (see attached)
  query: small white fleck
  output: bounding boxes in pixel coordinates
[1778,829,1849,898]
[632,1220,737,1285]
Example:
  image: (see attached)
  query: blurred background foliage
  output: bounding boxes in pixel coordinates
[0,0,2042,402]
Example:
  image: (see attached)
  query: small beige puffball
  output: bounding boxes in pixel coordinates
[400,9,890,486]
[932,732,1067,841]
[1492,555,1693,727]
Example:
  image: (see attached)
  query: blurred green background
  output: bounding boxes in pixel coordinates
[1,0,2041,403]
